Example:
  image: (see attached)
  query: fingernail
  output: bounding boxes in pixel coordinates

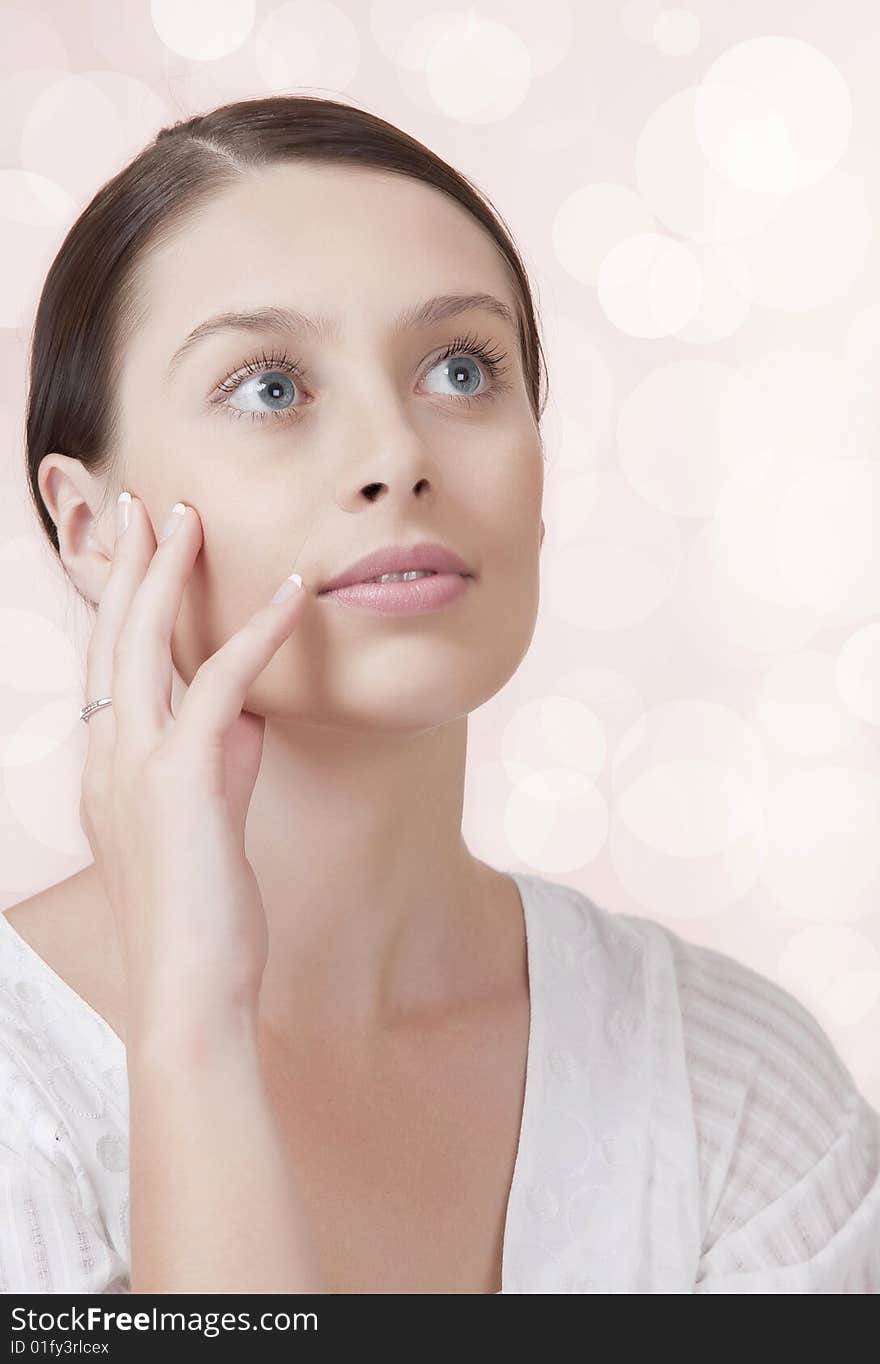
[271,572,303,603]
[160,502,186,542]
[115,491,131,541]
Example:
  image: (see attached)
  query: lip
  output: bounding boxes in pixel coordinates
[317,541,472,594]
[318,572,471,615]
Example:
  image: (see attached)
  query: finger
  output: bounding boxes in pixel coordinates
[83,490,157,766]
[170,572,309,757]
[111,497,204,761]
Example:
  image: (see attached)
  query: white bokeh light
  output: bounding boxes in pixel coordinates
[732,162,870,313]
[698,36,853,195]
[0,67,70,167]
[254,0,360,91]
[370,0,573,76]
[151,0,256,61]
[596,232,702,338]
[612,701,765,858]
[20,72,171,205]
[555,664,647,770]
[670,241,752,344]
[608,700,768,919]
[424,14,532,122]
[501,696,608,784]
[635,87,781,243]
[679,480,828,658]
[617,756,763,858]
[504,767,609,875]
[0,699,82,769]
[552,182,656,288]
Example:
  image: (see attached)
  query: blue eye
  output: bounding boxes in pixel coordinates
[425,352,485,398]
[211,332,512,426]
[234,368,296,417]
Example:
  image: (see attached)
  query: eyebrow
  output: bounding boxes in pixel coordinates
[166,291,519,381]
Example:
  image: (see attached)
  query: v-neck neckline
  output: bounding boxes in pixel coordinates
[1,868,539,1297]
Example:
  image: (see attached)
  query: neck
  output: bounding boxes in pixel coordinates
[248,709,488,1039]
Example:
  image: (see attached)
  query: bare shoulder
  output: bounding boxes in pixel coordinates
[4,865,127,1041]
[6,865,95,955]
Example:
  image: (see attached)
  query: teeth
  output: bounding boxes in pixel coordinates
[365,570,438,584]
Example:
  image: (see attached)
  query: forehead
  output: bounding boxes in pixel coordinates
[137,162,517,339]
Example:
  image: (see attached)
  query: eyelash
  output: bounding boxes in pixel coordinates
[209,331,513,426]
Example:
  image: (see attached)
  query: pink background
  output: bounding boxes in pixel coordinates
[0,1,877,1107]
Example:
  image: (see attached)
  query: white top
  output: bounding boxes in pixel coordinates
[1,870,878,1295]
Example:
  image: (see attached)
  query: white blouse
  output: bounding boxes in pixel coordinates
[1,869,878,1294]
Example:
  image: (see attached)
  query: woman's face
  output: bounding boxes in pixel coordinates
[113,161,544,732]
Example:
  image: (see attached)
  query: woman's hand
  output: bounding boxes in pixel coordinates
[78,491,308,1032]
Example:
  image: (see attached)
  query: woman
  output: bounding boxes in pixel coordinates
[1,95,878,1295]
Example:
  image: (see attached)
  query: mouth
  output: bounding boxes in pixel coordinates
[316,541,472,595]
[317,571,473,615]
[317,570,471,594]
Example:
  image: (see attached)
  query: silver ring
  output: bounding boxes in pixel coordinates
[80,697,113,723]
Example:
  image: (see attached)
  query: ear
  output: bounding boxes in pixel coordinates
[38,453,114,604]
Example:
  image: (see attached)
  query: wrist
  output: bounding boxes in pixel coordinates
[126,990,260,1070]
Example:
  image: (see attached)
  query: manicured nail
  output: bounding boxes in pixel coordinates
[271,572,303,603]
[115,491,131,541]
[160,502,187,541]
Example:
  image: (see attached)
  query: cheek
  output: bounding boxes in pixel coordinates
[167,531,265,683]
[475,434,543,540]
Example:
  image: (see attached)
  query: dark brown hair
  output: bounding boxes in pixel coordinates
[24,93,549,563]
